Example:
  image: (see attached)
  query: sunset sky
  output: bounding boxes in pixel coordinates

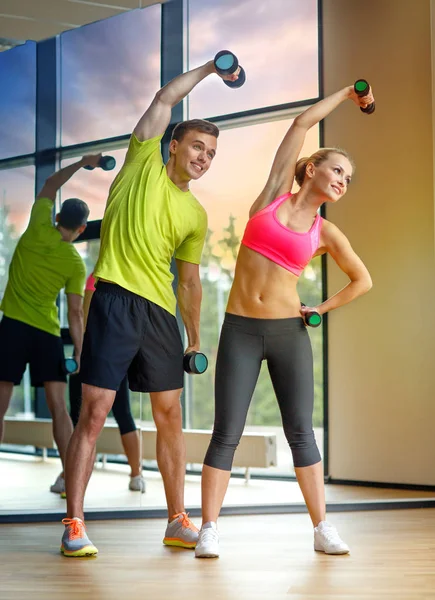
[0,0,319,241]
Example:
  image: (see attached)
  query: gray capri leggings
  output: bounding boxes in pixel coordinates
[204,313,321,471]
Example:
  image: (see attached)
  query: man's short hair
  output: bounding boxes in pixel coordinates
[171,119,219,143]
[58,198,89,231]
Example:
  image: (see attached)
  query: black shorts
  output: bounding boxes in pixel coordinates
[0,316,67,386]
[80,282,184,393]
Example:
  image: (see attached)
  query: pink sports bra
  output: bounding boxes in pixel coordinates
[85,272,96,292]
[241,192,323,276]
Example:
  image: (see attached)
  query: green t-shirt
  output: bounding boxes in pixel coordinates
[0,197,86,337]
[94,134,208,315]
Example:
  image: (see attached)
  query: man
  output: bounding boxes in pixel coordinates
[0,155,100,494]
[61,58,240,557]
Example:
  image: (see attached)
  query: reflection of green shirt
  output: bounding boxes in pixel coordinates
[0,197,86,337]
[94,134,208,316]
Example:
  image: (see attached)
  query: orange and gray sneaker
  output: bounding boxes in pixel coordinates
[163,512,199,549]
[60,517,98,557]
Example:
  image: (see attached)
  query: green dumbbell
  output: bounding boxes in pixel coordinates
[301,303,322,328]
[354,79,375,114]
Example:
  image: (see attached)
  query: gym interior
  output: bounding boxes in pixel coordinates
[1,0,435,598]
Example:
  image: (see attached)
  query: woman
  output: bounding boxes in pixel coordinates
[195,84,374,558]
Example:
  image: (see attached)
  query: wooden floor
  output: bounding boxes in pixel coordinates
[1,453,434,513]
[2,510,435,600]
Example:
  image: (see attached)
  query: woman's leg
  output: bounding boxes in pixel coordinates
[267,323,324,525]
[201,318,264,525]
[267,323,349,553]
[111,376,142,479]
[68,373,82,428]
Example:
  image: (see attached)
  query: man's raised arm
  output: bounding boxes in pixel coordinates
[133,57,239,142]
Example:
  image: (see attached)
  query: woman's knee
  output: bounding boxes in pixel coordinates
[203,430,241,471]
[285,429,321,467]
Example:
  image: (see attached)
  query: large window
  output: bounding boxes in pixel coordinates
[60,6,161,146]
[0,43,36,159]
[187,0,319,118]
[0,0,323,487]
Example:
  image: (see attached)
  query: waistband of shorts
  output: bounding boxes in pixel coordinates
[95,281,145,301]
[223,312,306,335]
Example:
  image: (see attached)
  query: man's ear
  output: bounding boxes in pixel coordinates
[78,224,86,235]
[55,213,60,223]
[169,139,178,156]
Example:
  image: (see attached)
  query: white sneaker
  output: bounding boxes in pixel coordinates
[314,521,350,554]
[50,474,65,495]
[195,522,219,558]
[129,475,146,493]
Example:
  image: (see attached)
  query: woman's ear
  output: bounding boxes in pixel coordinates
[305,162,315,179]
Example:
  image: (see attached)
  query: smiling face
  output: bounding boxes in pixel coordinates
[307,152,354,202]
[169,129,217,181]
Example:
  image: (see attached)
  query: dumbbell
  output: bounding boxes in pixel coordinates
[64,357,78,374]
[301,303,322,328]
[84,155,116,171]
[354,79,375,114]
[214,50,246,89]
[183,351,208,375]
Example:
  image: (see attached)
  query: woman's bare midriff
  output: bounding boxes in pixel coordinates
[226,245,303,319]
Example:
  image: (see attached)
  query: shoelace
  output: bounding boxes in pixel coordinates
[62,518,86,540]
[320,526,342,544]
[199,528,218,543]
[172,512,198,532]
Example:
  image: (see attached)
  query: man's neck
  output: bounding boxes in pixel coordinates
[56,225,73,243]
[165,160,190,192]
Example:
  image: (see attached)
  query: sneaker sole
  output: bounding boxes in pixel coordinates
[61,545,98,557]
[163,538,196,549]
[195,552,219,558]
[314,546,350,555]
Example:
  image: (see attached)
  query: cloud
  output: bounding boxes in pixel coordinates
[0,42,36,159]
[187,0,319,118]
[60,5,161,145]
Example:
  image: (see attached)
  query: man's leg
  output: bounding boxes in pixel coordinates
[150,388,184,517]
[150,388,198,549]
[44,381,73,470]
[64,383,115,520]
[0,381,14,443]
[0,318,30,442]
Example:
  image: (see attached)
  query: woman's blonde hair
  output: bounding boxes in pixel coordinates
[295,148,355,187]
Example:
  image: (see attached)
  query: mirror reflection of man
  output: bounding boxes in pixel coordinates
[0,155,100,494]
